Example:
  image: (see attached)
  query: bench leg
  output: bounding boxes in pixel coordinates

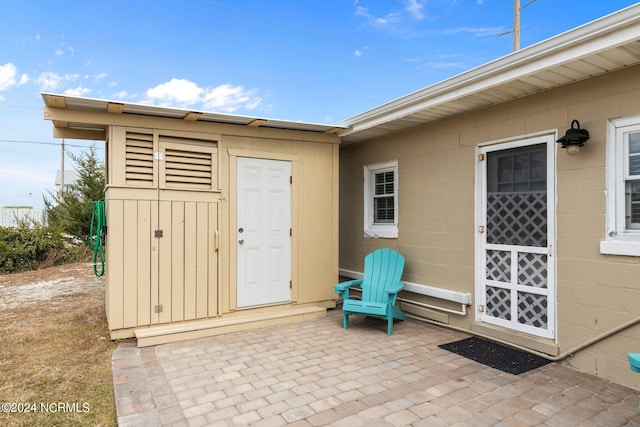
[387,315,393,336]
[343,312,349,330]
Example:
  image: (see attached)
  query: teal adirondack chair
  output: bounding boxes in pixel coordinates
[628,353,640,409]
[334,248,406,335]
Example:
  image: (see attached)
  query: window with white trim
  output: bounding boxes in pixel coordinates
[601,116,640,256]
[364,160,398,238]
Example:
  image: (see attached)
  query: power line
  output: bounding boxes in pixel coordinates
[0,139,104,149]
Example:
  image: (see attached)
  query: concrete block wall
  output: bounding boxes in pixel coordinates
[339,64,640,388]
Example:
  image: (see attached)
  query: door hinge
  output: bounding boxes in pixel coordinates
[154,304,163,313]
[155,229,163,238]
[478,153,486,161]
[479,305,485,313]
[290,280,292,289]
[290,176,292,184]
[478,226,485,234]
[290,228,292,236]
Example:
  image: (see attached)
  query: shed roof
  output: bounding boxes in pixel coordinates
[42,93,344,141]
[337,3,640,145]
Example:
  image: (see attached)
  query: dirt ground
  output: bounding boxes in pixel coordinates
[0,262,118,426]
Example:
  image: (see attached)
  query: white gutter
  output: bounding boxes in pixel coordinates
[337,3,640,137]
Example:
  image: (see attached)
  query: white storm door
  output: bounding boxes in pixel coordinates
[236,157,292,308]
[477,135,556,339]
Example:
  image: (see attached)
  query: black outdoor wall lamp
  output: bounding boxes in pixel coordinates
[556,119,590,155]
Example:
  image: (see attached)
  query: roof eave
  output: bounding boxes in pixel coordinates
[42,93,346,140]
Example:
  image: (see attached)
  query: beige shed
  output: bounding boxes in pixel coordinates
[43,94,341,346]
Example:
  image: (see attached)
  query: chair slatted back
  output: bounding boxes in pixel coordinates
[361,248,405,303]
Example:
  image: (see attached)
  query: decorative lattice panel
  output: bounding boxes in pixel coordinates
[486,250,510,283]
[518,253,547,288]
[486,286,511,320]
[487,192,547,246]
[518,292,547,328]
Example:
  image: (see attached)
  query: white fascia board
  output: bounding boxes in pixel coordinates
[337,3,640,137]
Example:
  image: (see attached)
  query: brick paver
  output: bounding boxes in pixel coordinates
[113,309,640,426]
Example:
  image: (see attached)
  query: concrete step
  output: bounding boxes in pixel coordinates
[134,306,326,347]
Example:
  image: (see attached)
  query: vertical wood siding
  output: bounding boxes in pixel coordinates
[108,197,219,328]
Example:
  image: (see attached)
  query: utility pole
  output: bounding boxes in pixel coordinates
[513,0,540,51]
[514,0,521,51]
[60,138,65,199]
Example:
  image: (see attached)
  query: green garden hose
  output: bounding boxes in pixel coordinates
[90,201,106,277]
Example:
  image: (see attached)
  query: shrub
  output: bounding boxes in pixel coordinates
[0,222,87,274]
[45,145,105,242]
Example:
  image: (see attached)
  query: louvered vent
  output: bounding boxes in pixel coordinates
[162,137,216,190]
[125,131,154,186]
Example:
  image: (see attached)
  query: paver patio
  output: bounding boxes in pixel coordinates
[113,309,640,426]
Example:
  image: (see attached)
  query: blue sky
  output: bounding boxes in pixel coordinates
[1,0,638,210]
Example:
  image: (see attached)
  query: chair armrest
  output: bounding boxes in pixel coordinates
[385,281,404,295]
[333,279,362,296]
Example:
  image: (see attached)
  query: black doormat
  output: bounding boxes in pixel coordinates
[439,337,552,375]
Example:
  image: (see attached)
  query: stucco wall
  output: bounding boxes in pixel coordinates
[339,64,640,388]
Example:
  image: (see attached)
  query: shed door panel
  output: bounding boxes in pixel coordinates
[156,200,218,324]
[237,157,291,308]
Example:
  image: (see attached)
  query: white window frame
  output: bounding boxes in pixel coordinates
[601,115,640,256]
[364,160,398,238]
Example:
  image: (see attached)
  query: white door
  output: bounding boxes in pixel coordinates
[236,157,292,308]
[477,135,556,338]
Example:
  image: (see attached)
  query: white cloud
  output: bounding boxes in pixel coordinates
[355,4,401,26]
[354,0,426,27]
[18,74,29,85]
[54,49,64,56]
[36,72,62,91]
[35,72,79,91]
[112,90,130,99]
[67,46,75,56]
[439,26,505,37]
[202,84,261,112]
[145,78,203,106]
[406,0,425,20]
[0,63,17,91]
[64,86,91,97]
[426,61,465,69]
[354,49,363,57]
[143,78,262,113]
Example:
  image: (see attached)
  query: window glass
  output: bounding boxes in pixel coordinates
[628,181,640,229]
[374,171,394,223]
[364,161,398,238]
[629,133,640,176]
[488,144,546,193]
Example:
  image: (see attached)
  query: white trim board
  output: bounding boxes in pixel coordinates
[338,268,472,305]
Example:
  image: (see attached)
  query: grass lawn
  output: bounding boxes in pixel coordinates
[0,263,119,426]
